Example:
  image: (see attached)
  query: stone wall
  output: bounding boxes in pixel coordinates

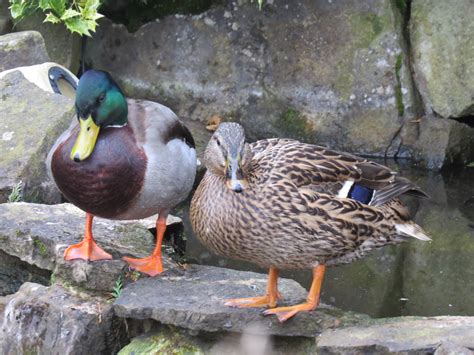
[84,0,474,169]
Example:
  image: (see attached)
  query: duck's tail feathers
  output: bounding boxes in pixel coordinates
[395,222,432,241]
[370,176,429,207]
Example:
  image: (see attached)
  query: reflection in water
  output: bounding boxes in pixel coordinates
[183,162,474,318]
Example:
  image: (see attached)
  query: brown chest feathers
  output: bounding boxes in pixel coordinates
[51,125,147,219]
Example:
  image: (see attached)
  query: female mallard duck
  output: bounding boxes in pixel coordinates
[47,70,196,276]
[190,122,431,322]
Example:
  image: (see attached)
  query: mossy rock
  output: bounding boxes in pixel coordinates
[0,71,75,203]
[410,0,474,118]
[119,328,207,355]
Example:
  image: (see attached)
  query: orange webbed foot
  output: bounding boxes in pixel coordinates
[224,293,281,308]
[122,255,164,277]
[224,267,281,309]
[262,301,318,322]
[263,265,326,322]
[64,238,112,261]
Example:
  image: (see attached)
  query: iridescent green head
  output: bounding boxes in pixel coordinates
[71,70,128,162]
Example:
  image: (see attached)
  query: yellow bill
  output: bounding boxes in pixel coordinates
[70,116,100,162]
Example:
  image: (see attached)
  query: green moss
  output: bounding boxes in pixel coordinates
[351,13,385,48]
[274,108,314,142]
[33,237,48,257]
[49,272,56,285]
[394,54,405,116]
[334,60,355,99]
[119,331,205,355]
[393,0,407,16]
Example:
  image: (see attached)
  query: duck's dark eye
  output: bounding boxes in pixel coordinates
[98,93,106,103]
[215,138,221,146]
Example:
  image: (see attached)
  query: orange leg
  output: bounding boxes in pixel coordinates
[263,265,326,322]
[122,214,166,277]
[224,267,281,308]
[64,213,112,261]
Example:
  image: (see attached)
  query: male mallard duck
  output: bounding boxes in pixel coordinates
[47,70,196,276]
[190,122,431,321]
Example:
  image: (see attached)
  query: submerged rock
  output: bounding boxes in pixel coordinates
[410,0,474,118]
[114,264,368,337]
[0,31,49,72]
[0,71,74,203]
[0,282,126,355]
[0,202,178,293]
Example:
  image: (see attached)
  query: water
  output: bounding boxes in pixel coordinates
[183,162,474,318]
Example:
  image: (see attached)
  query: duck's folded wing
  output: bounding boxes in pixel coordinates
[250,139,427,206]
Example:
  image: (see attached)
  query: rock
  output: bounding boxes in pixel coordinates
[0,71,75,203]
[435,341,473,355]
[410,116,474,170]
[15,12,82,72]
[85,1,420,158]
[0,282,127,354]
[0,31,49,72]
[119,327,212,355]
[0,249,51,296]
[119,325,317,355]
[317,316,474,353]
[410,0,474,118]
[114,264,368,337]
[0,202,178,293]
[0,0,12,35]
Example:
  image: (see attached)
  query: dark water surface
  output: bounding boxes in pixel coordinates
[183,162,474,318]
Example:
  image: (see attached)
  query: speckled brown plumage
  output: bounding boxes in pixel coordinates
[190,124,430,270]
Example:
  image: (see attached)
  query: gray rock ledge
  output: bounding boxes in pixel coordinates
[0,202,179,292]
[114,264,368,337]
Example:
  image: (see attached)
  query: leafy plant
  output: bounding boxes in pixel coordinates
[467,162,474,168]
[9,0,104,36]
[111,274,124,299]
[8,181,23,202]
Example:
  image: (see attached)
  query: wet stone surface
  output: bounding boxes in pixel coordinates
[114,264,368,338]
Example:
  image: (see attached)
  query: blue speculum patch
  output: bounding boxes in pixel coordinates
[349,184,374,204]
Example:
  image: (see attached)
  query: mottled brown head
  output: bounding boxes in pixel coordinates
[203,122,252,192]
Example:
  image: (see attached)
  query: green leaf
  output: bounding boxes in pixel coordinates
[49,0,65,16]
[81,0,102,19]
[9,3,24,19]
[467,162,474,168]
[38,0,51,11]
[85,0,102,10]
[64,16,91,36]
[44,11,61,24]
[60,8,80,20]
